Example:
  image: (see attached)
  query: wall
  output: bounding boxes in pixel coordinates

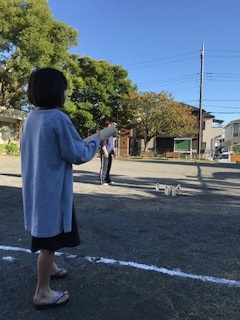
[224,122,240,150]
[0,108,27,144]
[118,129,132,156]
[202,118,223,153]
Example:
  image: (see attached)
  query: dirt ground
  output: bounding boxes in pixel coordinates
[0,156,240,320]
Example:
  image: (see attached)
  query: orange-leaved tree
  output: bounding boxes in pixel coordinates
[126,91,197,152]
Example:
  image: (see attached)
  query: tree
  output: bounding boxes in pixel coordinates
[64,55,137,137]
[0,0,78,108]
[232,144,240,154]
[126,91,198,151]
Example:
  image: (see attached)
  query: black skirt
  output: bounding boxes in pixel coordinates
[31,206,80,253]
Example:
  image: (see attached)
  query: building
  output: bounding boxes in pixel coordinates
[153,110,223,158]
[202,113,224,157]
[224,119,240,151]
[0,107,27,144]
[117,105,224,158]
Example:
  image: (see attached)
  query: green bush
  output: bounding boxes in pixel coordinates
[232,144,240,154]
[0,144,6,154]
[5,143,20,155]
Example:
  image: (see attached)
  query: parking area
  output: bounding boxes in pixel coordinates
[0,156,240,320]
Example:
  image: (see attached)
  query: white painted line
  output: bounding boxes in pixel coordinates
[1,245,240,288]
[0,245,77,258]
[86,256,240,287]
[3,256,15,262]
[0,245,31,254]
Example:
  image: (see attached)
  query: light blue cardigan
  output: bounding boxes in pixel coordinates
[20,109,99,237]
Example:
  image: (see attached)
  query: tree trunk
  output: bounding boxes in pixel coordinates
[144,140,149,152]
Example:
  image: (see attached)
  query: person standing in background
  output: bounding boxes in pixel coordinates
[99,122,116,185]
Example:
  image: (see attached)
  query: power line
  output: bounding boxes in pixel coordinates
[166,86,199,93]
[203,105,240,109]
[205,73,240,81]
[207,72,240,77]
[137,73,198,84]
[206,78,240,83]
[126,49,240,69]
[205,54,240,58]
[135,70,240,88]
[136,74,199,91]
[208,111,240,114]
[139,79,198,89]
[127,56,199,71]
[206,49,240,52]
[205,49,240,58]
[137,74,240,87]
[125,50,199,67]
[124,48,240,72]
[124,46,240,122]
[204,99,240,101]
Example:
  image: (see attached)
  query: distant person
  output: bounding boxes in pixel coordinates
[20,67,102,310]
[99,122,116,185]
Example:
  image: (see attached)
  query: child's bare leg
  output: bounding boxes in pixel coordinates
[33,249,69,305]
[52,260,67,276]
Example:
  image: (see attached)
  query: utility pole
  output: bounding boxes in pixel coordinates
[198,42,204,159]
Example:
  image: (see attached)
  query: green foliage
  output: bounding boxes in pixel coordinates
[0,1,136,136]
[65,102,96,138]
[0,0,200,144]
[64,55,137,136]
[0,144,6,154]
[126,92,198,151]
[232,144,240,154]
[0,0,78,108]
[5,143,20,155]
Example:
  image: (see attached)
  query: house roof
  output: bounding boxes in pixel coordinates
[224,119,240,128]
[213,119,224,124]
[0,107,27,121]
[229,119,240,123]
[179,103,224,123]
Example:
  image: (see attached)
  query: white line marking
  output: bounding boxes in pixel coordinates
[85,256,240,287]
[1,245,240,288]
[0,245,77,258]
[3,256,15,262]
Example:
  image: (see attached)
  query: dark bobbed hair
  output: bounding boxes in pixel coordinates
[27,68,68,108]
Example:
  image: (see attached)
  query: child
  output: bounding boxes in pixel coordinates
[21,67,101,310]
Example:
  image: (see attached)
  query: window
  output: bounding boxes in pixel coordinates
[219,154,229,160]
[233,123,240,137]
[0,121,15,142]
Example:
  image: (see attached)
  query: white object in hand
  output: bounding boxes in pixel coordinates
[84,125,117,144]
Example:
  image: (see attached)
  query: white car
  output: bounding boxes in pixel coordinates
[216,152,232,163]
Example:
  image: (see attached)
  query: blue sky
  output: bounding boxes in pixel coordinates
[48,0,240,125]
